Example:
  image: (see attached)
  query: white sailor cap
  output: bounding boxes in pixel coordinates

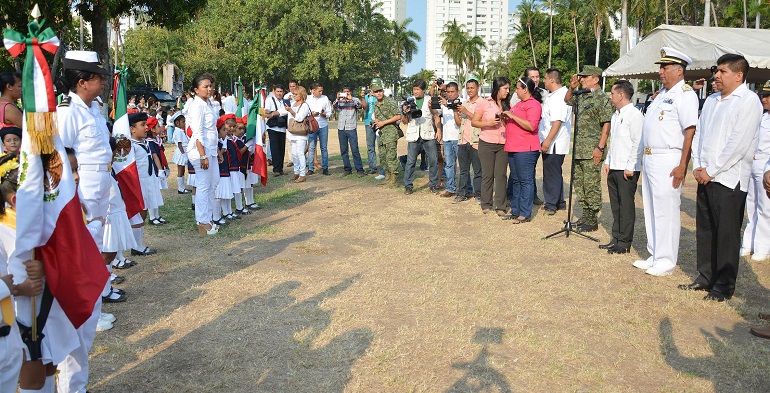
[63,50,111,75]
[655,47,692,67]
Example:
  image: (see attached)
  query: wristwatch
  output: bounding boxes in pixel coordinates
[595,145,605,152]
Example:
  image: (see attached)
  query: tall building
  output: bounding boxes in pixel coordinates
[376,0,406,23]
[426,0,510,81]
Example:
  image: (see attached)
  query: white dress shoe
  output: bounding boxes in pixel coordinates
[96,319,113,332]
[645,266,673,276]
[100,312,116,323]
[751,253,769,261]
[633,258,653,270]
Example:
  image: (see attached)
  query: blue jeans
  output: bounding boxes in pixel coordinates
[508,151,540,218]
[307,125,329,171]
[443,140,459,193]
[338,129,364,173]
[365,124,378,171]
[404,139,438,188]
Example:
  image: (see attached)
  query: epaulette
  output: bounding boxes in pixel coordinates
[682,84,693,91]
[58,96,71,107]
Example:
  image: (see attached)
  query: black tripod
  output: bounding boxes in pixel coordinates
[544,92,598,242]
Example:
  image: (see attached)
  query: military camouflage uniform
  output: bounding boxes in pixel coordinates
[374,96,401,174]
[567,89,613,225]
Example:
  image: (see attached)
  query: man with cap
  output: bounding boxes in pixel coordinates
[56,49,114,393]
[362,78,382,176]
[741,81,770,262]
[564,65,614,232]
[684,53,762,301]
[632,47,699,277]
[371,80,402,185]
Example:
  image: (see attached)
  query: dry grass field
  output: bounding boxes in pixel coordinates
[89,123,770,392]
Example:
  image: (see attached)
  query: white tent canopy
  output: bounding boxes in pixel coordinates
[604,25,770,83]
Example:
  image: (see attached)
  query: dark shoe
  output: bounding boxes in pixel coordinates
[575,222,598,232]
[703,291,731,302]
[111,275,125,285]
[191,203,195,210]
[131,247,157,256]
[307,170,315,175]
[267,159,273,166]
[759,313,770,321]
[544,208,557,216]
[158,217,168,224]
[323,169,330,175]
[599,241,616,250]
[750,326,770,339]
[404,186,413,195]
[287,162,293,167]
[247,203,261,210]
[533,197,544,205]
[677,282,710,291]
[177,189,192,194]
[452,195,469,203]
[570,218,584,227]
[102,290,127,303]
[368,169,378,175]
[150,218,163,226]
[439,191,455,198]
[237,208,251,215]
[607,245,630,254]
[429,186,440,194]
[342,171,352,177]
[273,171,284,176]
[112,258,137,269]
[213,218,229,226]
[511,217,531,224]
[357,171,366,177]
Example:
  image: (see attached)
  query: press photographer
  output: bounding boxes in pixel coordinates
[436,81,464,198]
[333,85,365,176]
[401,79,442,195]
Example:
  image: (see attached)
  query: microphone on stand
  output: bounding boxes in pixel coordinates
[572,89,594,95]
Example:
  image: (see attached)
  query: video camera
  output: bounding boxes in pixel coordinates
[446,98,462,110]
[401,96,423,119]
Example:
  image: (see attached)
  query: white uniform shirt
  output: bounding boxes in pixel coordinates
[756,112,770,157]
[692,83,763,191]
[186,95,217,159]
[605,103,644,171]
[440,105,461,142]
[641,79,699,150]
[58,92,112,165]
[306,94,332,129]
[538,86,572,155]
[265,94,288,133]
[172,124,190,151]
[222,95,237,114]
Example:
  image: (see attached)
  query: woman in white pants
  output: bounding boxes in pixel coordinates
[186,74,220,235]
[285,86,310,183]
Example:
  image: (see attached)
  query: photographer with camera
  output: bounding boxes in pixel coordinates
[371,81,402,185]
[361,81,380,175]
[333,85,365,176]
[436,82,463,198]
[402,79,442,195]
[265,84,290,176]
[307,82,333,175]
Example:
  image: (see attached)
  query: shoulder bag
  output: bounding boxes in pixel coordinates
[266,97,288,128]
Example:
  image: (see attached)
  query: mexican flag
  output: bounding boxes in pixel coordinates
[110,67,144,218]
[5,18,107,329]
[247,86,268,186]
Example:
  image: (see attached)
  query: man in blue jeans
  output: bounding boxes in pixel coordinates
[306,82,332,175]
[333,85,365,176]
[437,82,463,198]
[361,80,380,175]
[402,79,442,195]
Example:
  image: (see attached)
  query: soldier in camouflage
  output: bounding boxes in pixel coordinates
[565,65,614,232]
[372,81,402,185]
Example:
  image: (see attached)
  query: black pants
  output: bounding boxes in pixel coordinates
[268,129,286,173]
[478,140,507,210]
[542,153,566,211]
[695,182,747,297]
[458,143,482,198]
[607,170,639,248]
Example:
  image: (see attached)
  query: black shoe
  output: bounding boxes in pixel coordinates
[342,171,352,177]
[368,169,378,175]
[247,203,261,210]
[131,247,157,256]
[178,189,192,194]
[404,186,413,195]
[607,245,630,254]
[575,222,598,232]
[704,291,731,302]
[544,208,557,216]
[111,275,125,285]
[429,186,440,194]
[357,171,366,177]
[599,241,616,250]
[678,282,711,291]
[307,170,315,175]
[323,169,330,175]
[570,218,584,227]
[533,197,544,205]
[191,203,195,210]
[213,219,229,226]
[452,195,469,204]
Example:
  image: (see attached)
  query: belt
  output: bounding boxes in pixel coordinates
[0,325,10,337]
[79,163,111,172]
[754,153,770,160]
[644,147,681,155]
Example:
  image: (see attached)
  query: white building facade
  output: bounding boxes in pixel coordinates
[425,0,510,80]
[376,0,406,23]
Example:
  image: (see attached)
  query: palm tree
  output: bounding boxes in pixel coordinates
[589,0,616,67]
[557,0,582,71]
[620,0,629,56]
[441,19,467,80]
[518,0,538,68]
[541,0,555,68]
[462,35,486,75]
[391,18,421,66]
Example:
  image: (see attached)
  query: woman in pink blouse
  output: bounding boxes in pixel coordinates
[472,76,511,216]
[502,77,543,223]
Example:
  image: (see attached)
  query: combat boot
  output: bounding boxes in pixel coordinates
[387,172,399,187]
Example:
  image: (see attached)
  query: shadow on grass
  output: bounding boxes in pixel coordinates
[446,327,512,393]
[95,275,372,392]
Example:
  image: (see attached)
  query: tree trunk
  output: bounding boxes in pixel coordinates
[594,23,601,67]
[665,0,669,24]
[620,0,629,56]
[758,0,762,28]
[743,0,748,28]
[548,8,553,68]
[573,17,580,72]
[528,24,537,68]
[90,3,111,118]
[704,0,711,27]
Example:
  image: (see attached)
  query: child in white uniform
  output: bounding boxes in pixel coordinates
[128,113,157,256]
[170,113,191,194]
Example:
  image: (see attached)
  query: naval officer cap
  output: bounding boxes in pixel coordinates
[63,50,112,76]
[757,81,770,97]
[655,47,692,68]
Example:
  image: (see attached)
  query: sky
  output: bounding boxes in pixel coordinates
[404,1,521,75]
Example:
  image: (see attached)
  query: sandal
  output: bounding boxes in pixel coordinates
[112,258,137,269]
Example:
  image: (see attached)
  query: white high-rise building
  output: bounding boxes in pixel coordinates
[376,0,406,23]
[426,0,510,81]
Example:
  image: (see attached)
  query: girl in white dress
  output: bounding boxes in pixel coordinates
[170,112,191,194]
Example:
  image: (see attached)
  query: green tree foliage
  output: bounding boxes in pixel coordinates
[123,27,186,88]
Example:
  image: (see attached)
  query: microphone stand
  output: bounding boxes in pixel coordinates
[543,91,599,242]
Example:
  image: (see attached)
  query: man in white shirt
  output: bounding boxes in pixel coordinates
[264,84,289,175]
[634,47,699,277]
[221,90,236,114]
[306,82,333,175]
[684,54,763,302]
[539,68,571,215]
[437,82,463,198]
[602,80,644,255]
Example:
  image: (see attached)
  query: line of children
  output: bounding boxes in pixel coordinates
[236,119,262,212]
[128,113,159,256]
[213,116,236,226]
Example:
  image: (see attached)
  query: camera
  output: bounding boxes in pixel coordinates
[401,96,423,118]
[339,92,348,98]
[436,78,444,86]
[430,96,441,110]
[446,98,462,110]
[370,121,380,135]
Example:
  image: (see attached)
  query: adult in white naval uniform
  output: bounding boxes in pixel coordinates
[633,47,699,276]
[56,50,113,393]
[685,54,762,301]
[741,82,770,261]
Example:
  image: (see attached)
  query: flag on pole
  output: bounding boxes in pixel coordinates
[111,66,128,120]
[247,86,268,186]
[111,67,145,218]
[4,14,108,329]
[234,81,245,120]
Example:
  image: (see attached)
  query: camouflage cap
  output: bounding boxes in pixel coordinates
[370,78,384,91]
[577,65,603,77]
[758,80,770,97]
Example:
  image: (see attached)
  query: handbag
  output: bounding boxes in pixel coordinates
[287,103,319,136]
[266,97,288,128]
